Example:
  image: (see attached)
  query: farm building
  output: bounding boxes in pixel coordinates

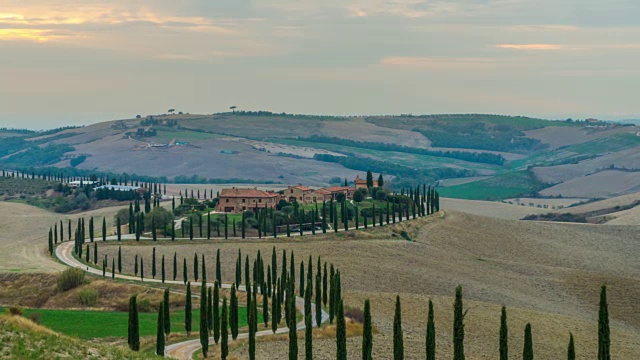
[286,185,315,203]
[216,188,280,213]
[354,175,378,190]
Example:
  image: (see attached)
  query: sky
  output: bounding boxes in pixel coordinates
[1,0,639,129]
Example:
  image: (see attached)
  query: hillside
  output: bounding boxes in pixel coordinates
[0,314,157,359]
[0,112,638,199]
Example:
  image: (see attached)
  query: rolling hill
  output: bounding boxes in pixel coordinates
[1,112,638,200]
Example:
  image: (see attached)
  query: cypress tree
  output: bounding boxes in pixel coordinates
[102,256,106,277]
[48,228,53,256]
[200,284,209,358]
[271,287,278,333]
[500,306,508,360]
[236,250,241,286]
[394,295,404,360]
[117,217,121,241]
[201,254,207,287]
[598,284,610,360]
[262,282,269,327]
[567,333,575,360]
[134,254,138,276]
[152,247,157,279]
[163,288,170,335]
[189,218,193,240]
[323,262,328,307]
[315,273,322,328]
[213,281,220,344]
[233,218,236,237]
[173,252,177,281]
[230,284,238,339]
[183,258,188,284]
[118,246,122,273]
[300,261,305,297]
[86,245,90,262]
[288,293,298,360]
[336,299,347,360]
[94,242,98,264]
[102,217,107,241]
[305,312,313,360]
[161,255,166,283]
[128,295,140,351]
[453,286,465,360]
[194,253,198,282]
[140,258,144,281]
[221,298,229,360]
[112,258,115,280]
[185,282,192,336]
[156,302,165,357]
[171,221,175,241]
[426,299,436,360]
[249,295,257,360]
[216,249,221,287]
[363,299,373,360]
[207,287,213,334]
[245,255,250,290]
[523,323,533,360]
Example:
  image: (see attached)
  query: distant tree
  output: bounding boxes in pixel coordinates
[200,284,208,358]
[353,188,366,202]
[185,282,192,336]
[152,247,157,279]
[230,284,239,339]
[453,286,465,360]
[394,295,404,360]
[366,170,374,188]
[118,246,122,273]
[305,312,313,360]
[163,288,170,335]
[173,252,177,281]
[315,273,322,328]
[221,298,229,360]
[216,249,222,287]
[128,295,140,351]
[183,258,188,284]
[426,299,436,360]
[213,281,220,344]
[598,284,610,360]
[500,306,508,360]
[363,299,373,360]
[156,302,165,356]
[568,333,575,360]
[336,300,347,360]
[523,323,533,360]
[378,174,384,187]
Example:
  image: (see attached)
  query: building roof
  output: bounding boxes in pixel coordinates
[293,185,313,191]
[219,188,279,198]
[95,185,143,191]
[313,189,332,195]
[320,186,352,193]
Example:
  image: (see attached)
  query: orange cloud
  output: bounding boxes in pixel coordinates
[496,44,564,50]
[0,28,68,42]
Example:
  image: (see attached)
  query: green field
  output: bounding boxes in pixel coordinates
[1,306,253,339]
[560,133,640,155]
[438,171,544,200]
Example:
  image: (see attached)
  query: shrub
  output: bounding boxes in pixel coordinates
[78,289,98,306]
[400,231,412,241]
[57,268,86,292]
[6,306,23,316]
[344,306,365,324]
[27,312,41,324]
[137,298,153,312]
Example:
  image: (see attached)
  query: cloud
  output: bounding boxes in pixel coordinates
[380,56,498,70]
[0,28,73,42]
[496,44,566,50]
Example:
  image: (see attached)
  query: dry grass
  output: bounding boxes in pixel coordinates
[94,210,640,358]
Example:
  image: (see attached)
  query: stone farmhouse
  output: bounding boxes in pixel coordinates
[216,188,280,213]
[354,175,378,190]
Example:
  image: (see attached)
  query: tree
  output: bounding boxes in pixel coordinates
[161,255,166,283]
[378,174,384,187]
[366,170,373,188]
[102,217,106,241]
[118,246,122,273]
[117,217,121,241]
[336,299,347,360]
[523,323,533,360]
[173,252,177,281]
[249,293,257,360]
[363,299,373,360]
[185,282,192,336]
[300,261,305,297]
[152,247,157,279]
[163,288,170,336]
[453,286,465,360]
[156,302,165,357]
[567,333,575,360]
[598,284,610,360]
[305,312,313,360]
[426,299,436,360]
[315,273,322,328]
[200,284,209,358]
[394,295,404,360]
[216,249,222,287]
[288,294,298,360]
[207,287,213,335]
[221,298,229,360]
[323,263,328,307]
[213,281,220,344]
[183,258,188,284]
[128,295,140,351]
[230,284,238,339]
[194,253,198,282]
[500,306,508,360]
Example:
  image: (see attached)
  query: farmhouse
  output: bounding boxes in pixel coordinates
[354,175,378,190]
[216,187,280,213]
[285,185,315,203]
[68,180,99,188]
[318,186,353,201]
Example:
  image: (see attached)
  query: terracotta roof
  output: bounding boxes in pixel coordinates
[293,186,313,191]
[320,186,351,193]
[313,189,332,195]
[219,188,279,198]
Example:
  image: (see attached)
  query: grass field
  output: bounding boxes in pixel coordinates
[0,306,252,339]
[438,170,544,200]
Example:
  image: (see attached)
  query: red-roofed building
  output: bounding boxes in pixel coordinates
[216,188,280,213]
[354,175,378,190]
[286,185,315,203]
[317,186,354,201]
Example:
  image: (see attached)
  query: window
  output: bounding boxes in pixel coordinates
[226,199,229,203]
[259,199,262,203]
[291,190,294,194]
[242,199,246,203]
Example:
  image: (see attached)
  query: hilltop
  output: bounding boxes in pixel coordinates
[1,112,638,200]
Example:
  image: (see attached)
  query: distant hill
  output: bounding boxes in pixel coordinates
[0,112,638,199]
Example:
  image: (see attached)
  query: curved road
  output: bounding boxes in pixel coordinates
[55,239,329,359]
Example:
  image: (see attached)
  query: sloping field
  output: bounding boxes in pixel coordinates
[524,126,633,149]
[540,170,640,198]
[94,211,640,359]
[598,206,640,225]
[441,197,547,220]
[320,118,432,148]
[559,192,640,215]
